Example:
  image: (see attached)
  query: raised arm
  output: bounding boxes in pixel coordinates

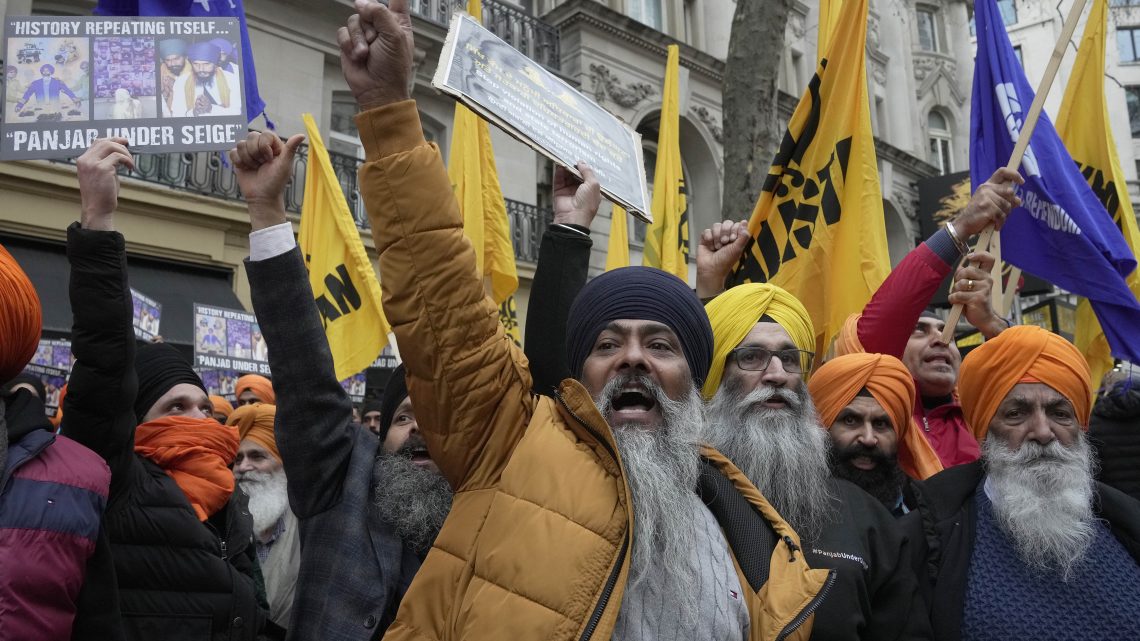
[524,163,599,395]
[61,139,140,496]
[340,0,535,491]
[857,167,1022,356]
[230,131,356,518]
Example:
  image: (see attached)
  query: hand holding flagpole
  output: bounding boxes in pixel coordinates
[940,0,1090,343]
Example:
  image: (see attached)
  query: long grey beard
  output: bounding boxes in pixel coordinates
[594,374,704,626]
[703,378,835,542]
[372,454,454,555]
[237,468,290,539]
[983,434,1098,581]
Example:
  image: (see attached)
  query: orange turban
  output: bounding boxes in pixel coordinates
[809,353,943,480]
[226,403,279,462]
[828,313,865,359]
[235,374,275,404]
[958,325,1091,441]
[209,395,234,421]
[0,243,42,383]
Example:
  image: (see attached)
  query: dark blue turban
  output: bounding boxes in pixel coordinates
[186,41,220,65]
[565,266,713,386]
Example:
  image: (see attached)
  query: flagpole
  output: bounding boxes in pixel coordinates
[1001,265,1022,316]
[940,0,1090,343]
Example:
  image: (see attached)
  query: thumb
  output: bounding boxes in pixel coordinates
[282,134,306,161]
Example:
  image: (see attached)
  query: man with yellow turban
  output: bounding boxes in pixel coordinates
[809,353,942,516]
[703,282,930,640]
[229,403,298,633]
[236,373,275,406]
[908,326,1140,640]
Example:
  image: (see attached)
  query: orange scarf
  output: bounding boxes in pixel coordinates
[135,415,240,521]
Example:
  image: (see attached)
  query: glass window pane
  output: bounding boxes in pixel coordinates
[1120,29,1137,62]
[940,140,953,174]
[998,0,1017,26]
[330,95,359,138]
[1127,86,1140,137]
[928,137,942,170]
[928,110,948,131]
[917,10,937,51]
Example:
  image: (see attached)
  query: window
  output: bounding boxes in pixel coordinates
[683,0,699,46]
[328,93,362,158]
[917,7,940,52]
[1013,45,1023,67]
[1126,86,1140,138]
[628,0,663,31]
[927,110,953,174]
[1119,27,1140,63]
[968,0,1016,36]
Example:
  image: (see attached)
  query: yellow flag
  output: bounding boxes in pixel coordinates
[728,0,888,355]
[606,205,630,271]
[817,0,844,61]
[1056,0,1140,394]
[449,0,521,343]
[642,45,689,281]
[298,113,390,381]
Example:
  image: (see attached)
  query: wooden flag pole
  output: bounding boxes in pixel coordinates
[990,230,1003,310]
[939,0,1090,344]
[1001,265,1022,316]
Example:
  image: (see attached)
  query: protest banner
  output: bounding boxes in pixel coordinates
[340,373,367,404]
[2,15,246,160]
[192,303,270,376]
[31,337,72,370]
[20,362,69,416]
[198,367,239,401]
[131,286,162,341]
[432,13,651,221]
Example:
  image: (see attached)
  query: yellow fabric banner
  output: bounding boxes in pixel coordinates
[817,0,844,62]
[641,44,689,281]
[606,205,630,271]
[298,113,390,381]
[1056,0,1140,393]
[728,0,888,355]
[448,0,521,343]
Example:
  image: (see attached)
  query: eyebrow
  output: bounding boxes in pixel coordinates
[914,319,943,332]
[739,340,797,351]
[603,321,676,338]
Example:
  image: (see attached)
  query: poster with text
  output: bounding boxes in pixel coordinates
[432,13,650,221]
[31,338,72,371]
[198,368,240,402]
[20,362,68,416]
[131,287,162,341]
[193,303,269,376]
[2,16,246,160]
[340,372,366,404]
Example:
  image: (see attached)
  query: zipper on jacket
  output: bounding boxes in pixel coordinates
[922,415,930,433]
[775,569,837,641]
[782,536,800,562]
[556,392,629,641]
[220,539,228,561]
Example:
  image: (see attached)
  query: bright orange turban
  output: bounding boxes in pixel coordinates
[0,243,42,383]
[809,353,943,480]
[958,325,1091,441]
[226,403,279,462]
[235,374,275,404]
[209,395,234,421]
[827,313,865,359]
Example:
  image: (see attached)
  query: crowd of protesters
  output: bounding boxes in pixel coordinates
[2,0,1140,639]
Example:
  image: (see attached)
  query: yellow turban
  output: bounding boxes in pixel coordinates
[958,325,1091,441]
[809,353,943,480]
[226,403,280,462]
[702,283,815,399]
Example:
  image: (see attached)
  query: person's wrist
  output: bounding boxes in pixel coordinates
[247,198,288,231]
[356,86,411,112]
[978,313,1007,339]
[80,206,114,231]
[553,210,593,227]
[696,273,726,300]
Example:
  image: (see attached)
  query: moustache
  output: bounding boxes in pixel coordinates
[394,434,430,459]
[834,443,892,467]
[736,384,803,412]
[595,373,667,415]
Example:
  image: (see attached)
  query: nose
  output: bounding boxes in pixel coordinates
[617,342,650,374]
[855,424,877,447]
[234,458,254,474]
[187,406,209,420]
[1024,408,1056,446]
[760,355,791,388]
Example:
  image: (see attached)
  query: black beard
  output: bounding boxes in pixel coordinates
[829,443,906,508]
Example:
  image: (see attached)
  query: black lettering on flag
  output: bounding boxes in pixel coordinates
[314,264,361,325]
[1075,160,1122,232]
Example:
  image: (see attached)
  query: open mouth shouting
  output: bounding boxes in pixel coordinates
[397,438,436,469]
[923,352,954,372]
[601,375,664,427]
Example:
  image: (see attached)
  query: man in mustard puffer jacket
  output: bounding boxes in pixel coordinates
[339,2,833,639]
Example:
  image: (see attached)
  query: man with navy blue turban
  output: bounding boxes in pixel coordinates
[15,62,80,115]
[169,40,241,117]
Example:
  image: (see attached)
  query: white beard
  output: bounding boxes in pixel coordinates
[703,376,835,542]
[983,434,1098,581]
[594,373,704,627]
[238,468,290,539]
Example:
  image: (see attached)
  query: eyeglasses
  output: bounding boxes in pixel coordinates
[728,347,814,374]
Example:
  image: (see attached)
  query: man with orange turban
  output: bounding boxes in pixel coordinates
[60,138,266,640]
[809,353,942,516]
[0,242,121,639]
[229,403,298,632]
[209,394,234,423]
[908,326,1140,640]
[235,373,275,406]
[702,282,931,639]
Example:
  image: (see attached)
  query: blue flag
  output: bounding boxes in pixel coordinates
[95,0,269,125]
[971,0,1140,363]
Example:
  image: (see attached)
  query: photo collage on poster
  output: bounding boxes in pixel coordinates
[131,287,162,342]
[21,338,73,416]
[193,303,267,401]
[2,16,245,160]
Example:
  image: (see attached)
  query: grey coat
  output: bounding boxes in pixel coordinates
[246,247,421,641]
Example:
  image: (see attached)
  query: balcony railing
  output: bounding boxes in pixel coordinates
[51,146,552,263]
[409,0,560,70]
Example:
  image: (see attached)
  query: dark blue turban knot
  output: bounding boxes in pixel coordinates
[565,266,713,386]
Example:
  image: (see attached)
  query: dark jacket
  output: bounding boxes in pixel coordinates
[904,460,1140,641]
[798,479,931,641]
[0,389,122,641]
[61,223,265,641]
[524,224,591,396]
[857,232,979,468]
[1090,386,1140,502]
[246,247,421,641]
